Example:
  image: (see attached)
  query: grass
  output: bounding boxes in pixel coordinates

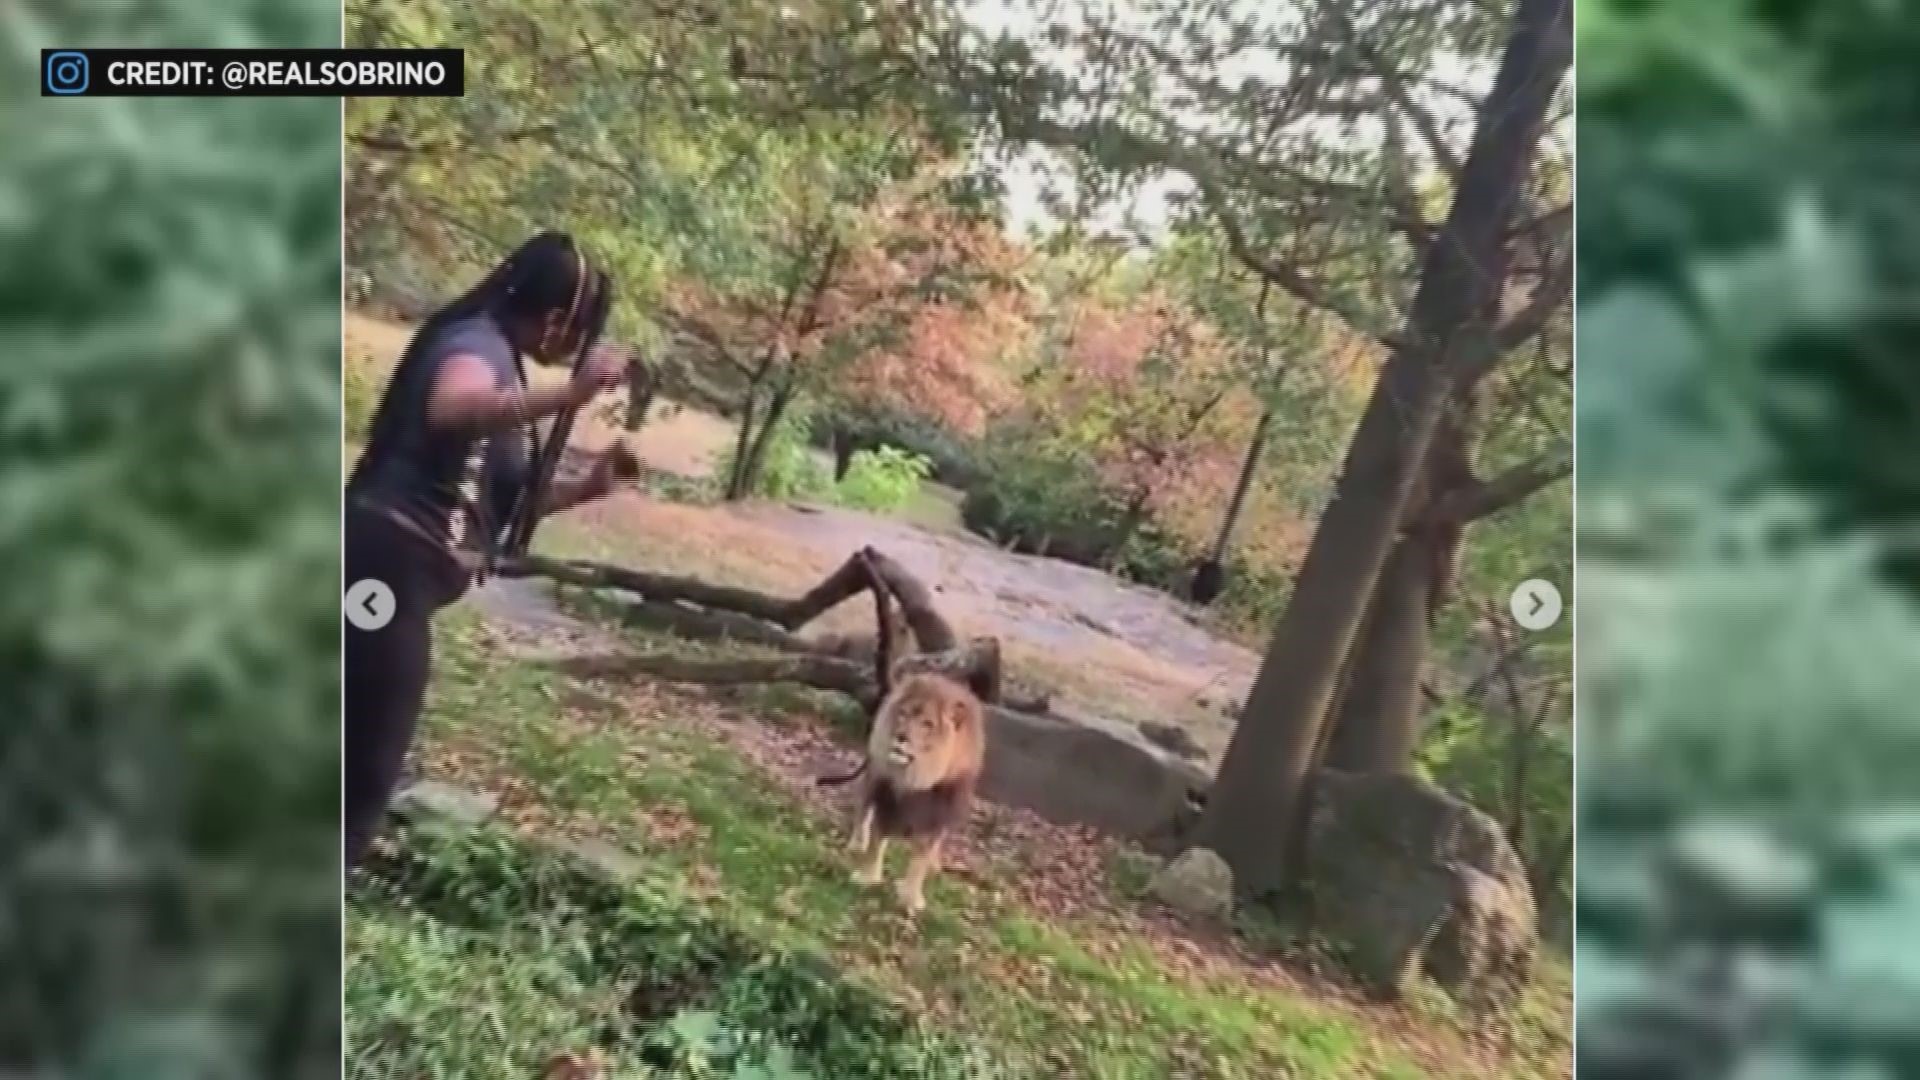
[342,606,1568,1078]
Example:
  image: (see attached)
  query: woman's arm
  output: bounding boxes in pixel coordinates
[427,353,585,435]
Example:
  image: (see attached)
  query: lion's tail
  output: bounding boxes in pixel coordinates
[815,760,868,787]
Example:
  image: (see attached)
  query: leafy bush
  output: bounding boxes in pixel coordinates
[344,351,383,442]
[817,404,984,488]
[962,430,1134,564]
[833,446,933,513]
[348,823,1019,1080]
[961,430,1220,601]
[714,398,833,502]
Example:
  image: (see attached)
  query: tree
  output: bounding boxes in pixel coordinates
[663,167,1029,498]
[1050,294,1252,553]
[1323,368,1571,771]
[1195,0,1572,894]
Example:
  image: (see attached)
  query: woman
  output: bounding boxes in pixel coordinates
[343,231,631,868]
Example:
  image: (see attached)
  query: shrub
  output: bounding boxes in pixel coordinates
[348,823,1020,1080]
[344,352,383,442]
[816,403,983,488]
[714,397,833,502]
[833,446,934,513]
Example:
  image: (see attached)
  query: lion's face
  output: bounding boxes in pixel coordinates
[878,677,967,788]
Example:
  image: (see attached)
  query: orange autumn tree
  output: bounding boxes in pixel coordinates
[662,177,1031,499]
[1004,289,1262,571]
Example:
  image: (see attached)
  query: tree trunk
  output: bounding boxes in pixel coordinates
[1192,406,1272,603]
[1210,407,1271,565]
[726,388,763,501]
[1323,392,1474,772]
[1322,530,1451,772]
[831,427,856,481]
[1109,487,1154,569]
[626,365,656,432]
[740,378,798,497]
[1194,0,1569,898]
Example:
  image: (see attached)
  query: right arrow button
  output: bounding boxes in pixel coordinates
[1509,578,1564,631]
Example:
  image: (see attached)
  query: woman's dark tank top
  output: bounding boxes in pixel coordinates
[346,311,533,556]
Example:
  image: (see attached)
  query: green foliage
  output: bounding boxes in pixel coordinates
[962,430,1134,568]
[1414,704,1573,936]
[818,404,983,488]
[349,823,1013,1080]
[716,397,833,502]
[344,346,383,441]
[1579,1,1920,1075]
[833,446,934,513]
[0,0,341,1075]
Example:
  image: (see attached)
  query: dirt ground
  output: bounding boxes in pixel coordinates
[348,312,1257,760]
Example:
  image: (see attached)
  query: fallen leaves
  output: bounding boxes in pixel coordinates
[417,610,1558,1080]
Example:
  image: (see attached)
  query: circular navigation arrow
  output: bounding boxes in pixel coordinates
[1509,578,1564,631]
[345,578,397,631]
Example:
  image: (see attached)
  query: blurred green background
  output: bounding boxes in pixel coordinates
[0,2,341,1078]
[1578,0,1920,1076]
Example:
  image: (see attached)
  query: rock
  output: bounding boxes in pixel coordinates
[1149,848,1235,920]
[1305,770,1538,1009]
[978,705,1210,841]
[1425,866,1538,1012]
[392,780,498,830]
[468,576,589,636]
[556,836,648,884]
[1137,720,1207,763]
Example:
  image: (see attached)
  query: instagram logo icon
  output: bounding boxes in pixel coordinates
[44,51,90,95]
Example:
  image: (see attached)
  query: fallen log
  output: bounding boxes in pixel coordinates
[501,547,1007,705]
[553,636,1006,711]
[616,599,815,655]
[497,554,793,624]
[555,650,880,711]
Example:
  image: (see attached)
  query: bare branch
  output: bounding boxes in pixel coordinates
[1194,176,1392,344]
[349,124,558,156]
[1328,2,1463,181]
[654,309,754,378]
[1422,446,1571,525]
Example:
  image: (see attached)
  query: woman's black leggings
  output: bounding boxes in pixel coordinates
[342,506,465,869]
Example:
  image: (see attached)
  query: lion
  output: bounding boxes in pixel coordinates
[823,672,986,914]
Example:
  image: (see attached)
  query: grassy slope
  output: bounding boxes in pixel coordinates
[344,606,1569,1079]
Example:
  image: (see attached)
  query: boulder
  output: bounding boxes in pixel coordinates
[979,705,1209,842]
[556,835,649,884]
[1137,720,1208,764]
[1425,866,1538,1012]
[1305,769,1538,1010]
[392,780,498,830]
[1150,848,1236,921]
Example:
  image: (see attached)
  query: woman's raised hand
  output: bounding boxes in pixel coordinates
[581,443,641,500]
[568,344,633,404]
